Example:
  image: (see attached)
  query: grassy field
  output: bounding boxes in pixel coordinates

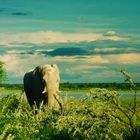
[0,87,21,94]
[1,83,140,92]
[0,87,140,140]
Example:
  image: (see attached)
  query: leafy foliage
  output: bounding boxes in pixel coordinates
[0,70,140,139]
[0,61,7,83]
[60,82,140,91]
[0,88,140,140]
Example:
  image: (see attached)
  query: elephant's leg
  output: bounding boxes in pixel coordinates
[33,93,48,109]
[25,91,35,109]
[42,93,48,105]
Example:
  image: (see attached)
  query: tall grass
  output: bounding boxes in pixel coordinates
[0,70,139,139]
[0,87,140,140]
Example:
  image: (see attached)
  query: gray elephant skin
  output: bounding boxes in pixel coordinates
[23,64,60,109]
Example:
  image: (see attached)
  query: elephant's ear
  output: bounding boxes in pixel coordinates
[33,66,43,77]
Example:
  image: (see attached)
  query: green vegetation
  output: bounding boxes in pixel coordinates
[0,61,7,83]
[0,85,140,140]
[0,83,140,93]
[0,68,140,139]
[0,84,23,94]
[60,82,140,91]
[0,87,140,140]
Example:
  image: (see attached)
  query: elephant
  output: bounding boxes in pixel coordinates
[23,64,61,110]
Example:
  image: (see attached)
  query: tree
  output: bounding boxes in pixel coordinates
[0,61,7,83]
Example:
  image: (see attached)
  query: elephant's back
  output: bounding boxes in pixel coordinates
[24,70,33,83]
[23,70,35,92]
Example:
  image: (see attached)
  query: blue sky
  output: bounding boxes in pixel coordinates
[0,0,140,83]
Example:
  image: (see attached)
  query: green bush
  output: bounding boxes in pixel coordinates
[0,88,140,140]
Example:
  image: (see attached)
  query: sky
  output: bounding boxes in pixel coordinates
[0,0,140,83]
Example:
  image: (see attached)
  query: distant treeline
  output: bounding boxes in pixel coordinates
[60,83,140,91]
[0,83,140,91]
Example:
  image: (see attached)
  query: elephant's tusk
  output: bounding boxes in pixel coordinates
[42,90,46,94]
[42,87,47,94]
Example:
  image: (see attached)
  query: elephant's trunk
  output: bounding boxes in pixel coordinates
[48,90,60,108]
[44,81,60,108]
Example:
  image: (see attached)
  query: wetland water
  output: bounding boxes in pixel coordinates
[0,91,140,99]
[61,91,140,99]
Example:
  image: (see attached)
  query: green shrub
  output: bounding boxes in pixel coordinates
[0,87,140,140]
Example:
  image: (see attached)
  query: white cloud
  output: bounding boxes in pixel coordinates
[106,31,117,36]
[106,53,140,64]
[1,53,139,78]
[84,55,109,64]
[94,47,138,55]
[94,48,118,53]
[0,54,22,76]
[73,65,107,70]
[7,50,18,54]
[104,31,128,41]
[52,55,109,64]
[1,52,139,84]
[66,65,107,74]
[35,49,55,55]
[0,30,127,46]
[0,54,45,76]
[7,50,27,54]
[104,36,126,41]
[0,54,75,76]
[82,53,140,65]
[95,70,119,77]
[54,56,78,62]
[0,53,109,81]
